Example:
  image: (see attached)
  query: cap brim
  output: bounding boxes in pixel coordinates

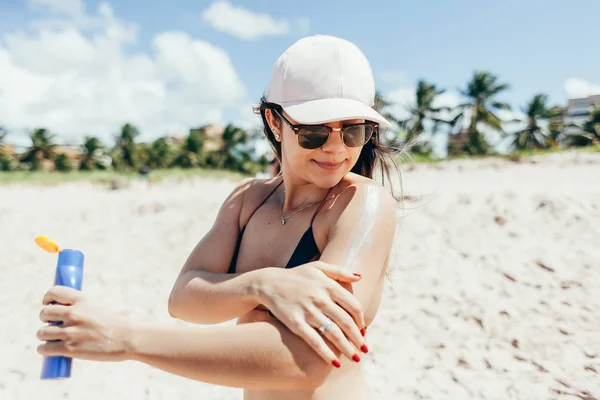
[280,98,391,128]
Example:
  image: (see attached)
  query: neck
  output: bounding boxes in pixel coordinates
[279,172,331,212]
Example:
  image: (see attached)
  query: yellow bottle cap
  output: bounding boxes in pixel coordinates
[35,236,61,253]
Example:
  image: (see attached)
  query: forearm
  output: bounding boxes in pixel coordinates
[127,318,331,390]
[168,269,264,324]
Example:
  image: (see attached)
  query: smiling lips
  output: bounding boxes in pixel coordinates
[313,160,344,170]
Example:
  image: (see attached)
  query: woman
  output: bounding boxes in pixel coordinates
[36,34,400,399]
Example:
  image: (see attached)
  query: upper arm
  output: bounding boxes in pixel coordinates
[318,182,397,323]
[177,178,254,276]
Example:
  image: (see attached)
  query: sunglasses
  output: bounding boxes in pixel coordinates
[271,108,378,150]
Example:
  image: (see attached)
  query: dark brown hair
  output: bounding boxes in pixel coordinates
[258,98,404,203]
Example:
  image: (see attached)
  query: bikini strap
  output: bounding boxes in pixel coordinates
[244,178,283,227]
[310,187,334,226]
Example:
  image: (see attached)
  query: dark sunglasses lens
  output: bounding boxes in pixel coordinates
[297,127,330,149]
[344,124,375,147]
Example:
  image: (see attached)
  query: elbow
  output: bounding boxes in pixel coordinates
[167,288,219,325]
[167,275,197,322]
[291,358,333,389]
[167,290,182,319]
[167,286,193,321]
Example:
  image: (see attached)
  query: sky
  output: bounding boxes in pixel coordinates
[1,0,599,151]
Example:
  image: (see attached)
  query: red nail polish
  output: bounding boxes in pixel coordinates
[332,359,341,368]
[352,354,361,362]
[360,344,369,353]
[360,327,366,337]
[353,273,362,278]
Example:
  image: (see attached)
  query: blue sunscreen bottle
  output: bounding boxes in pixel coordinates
[38,242,85,380]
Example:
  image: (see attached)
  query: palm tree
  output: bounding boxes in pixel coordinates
[79,136,106,171]
[222,124,252,170]
[454,71,511,155]
[0,126,15,171]
[398,80,448,153]
[373,91,396,122]
[20,128,57,171]
[546,106,566,148]
[54,153,73,172]
[204,124,250,171]
[565,106,600,147]
[222,124,247,151]
[145,137,173,169]
[112,123,140,170]
[171,129,205,168]
[0,126,6,156]
[509,94,558,151]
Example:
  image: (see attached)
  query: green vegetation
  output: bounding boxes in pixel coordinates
[0,168,245,186]
[1,69,599,186]
[0,122,268,185]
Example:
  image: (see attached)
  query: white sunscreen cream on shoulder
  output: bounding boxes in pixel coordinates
[341,185,384,270]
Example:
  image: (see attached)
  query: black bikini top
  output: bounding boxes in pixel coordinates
[228,180,332,274]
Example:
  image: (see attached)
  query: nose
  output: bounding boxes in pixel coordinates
[320,127,346,155]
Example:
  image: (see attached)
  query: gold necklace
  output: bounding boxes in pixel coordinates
[280,190,327,225]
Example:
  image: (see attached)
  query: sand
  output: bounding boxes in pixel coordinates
[1,150,599,400]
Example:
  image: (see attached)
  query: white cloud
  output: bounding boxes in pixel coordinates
[232,103,262,131]
[433,91,462,109]
[386,86,415,122]
[201,1,309,40]
[565,77,600,99]
[497,109,527,124]
[0,2,247,147]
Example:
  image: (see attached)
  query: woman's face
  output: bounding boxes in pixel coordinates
[266,109,365,189]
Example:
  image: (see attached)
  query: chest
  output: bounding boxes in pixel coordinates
[234,205,322,274]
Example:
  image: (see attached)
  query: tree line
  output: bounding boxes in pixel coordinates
[0,122,270,174]
[375,71,599,156]
[1,70,599,174]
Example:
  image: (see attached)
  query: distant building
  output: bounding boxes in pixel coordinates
[55,145,81,160]
[41,145,81,171]
[164,133,186,146]
[0,143,15,156]
[564,94,600,135]
[194,124,225,152]
[447,128,469,155]
[164,124,226,153]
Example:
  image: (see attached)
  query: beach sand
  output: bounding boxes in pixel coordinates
[1,150,599,399]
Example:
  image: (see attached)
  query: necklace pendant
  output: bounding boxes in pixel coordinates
[281,218,285,225]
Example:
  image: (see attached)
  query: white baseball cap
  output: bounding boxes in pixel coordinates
[256,34,391,128]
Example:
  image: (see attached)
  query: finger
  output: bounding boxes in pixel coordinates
[292,321,342,368]
[327,284,366,334]
[309,312,360,364]
[39,304,71,323]
[42,285,82,306]
[314,262,362,283]
[320,301,367,354]
[37,340,68,357]
[36,325,71,342]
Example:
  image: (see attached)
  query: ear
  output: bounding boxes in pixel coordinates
[265,109,282,141]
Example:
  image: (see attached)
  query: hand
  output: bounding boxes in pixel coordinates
[256,261,367,367]
[36,285,132,362]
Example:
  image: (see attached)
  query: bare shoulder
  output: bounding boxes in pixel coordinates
[234,176,282,223]
[312,174,397,248]
[326,174,396,221]
[209,176,282,234]
[225,177,278,203]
